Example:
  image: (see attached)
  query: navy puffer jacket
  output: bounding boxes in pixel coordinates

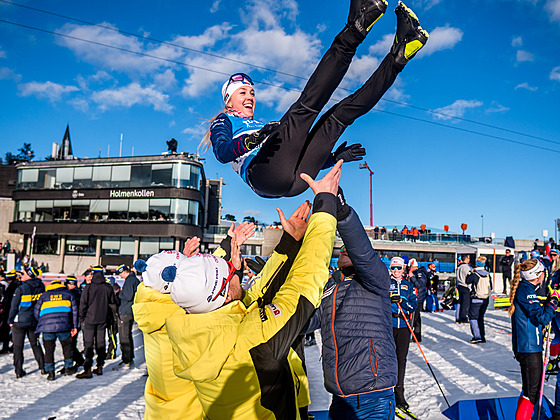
[8,278,45,327]
[411,266,429,303]
[308,207,397,397]
[34,283,78,333]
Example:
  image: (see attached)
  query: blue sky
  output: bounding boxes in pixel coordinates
[1,0,559,241]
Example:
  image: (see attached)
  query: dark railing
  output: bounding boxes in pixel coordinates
[371,232,472,244]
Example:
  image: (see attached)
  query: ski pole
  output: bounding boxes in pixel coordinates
[397,301,451,408]
[536,323,552,420]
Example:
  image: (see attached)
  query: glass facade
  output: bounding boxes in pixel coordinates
[17,162,202,190]
[16,198,200,225]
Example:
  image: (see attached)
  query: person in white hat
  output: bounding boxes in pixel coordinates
[199,1,429,200]
[166,161,342,419]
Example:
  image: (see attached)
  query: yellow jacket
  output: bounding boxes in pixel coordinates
[166,207,336,419]
[133,283,203,419]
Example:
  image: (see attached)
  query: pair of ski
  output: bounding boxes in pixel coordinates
[396,406,419,419]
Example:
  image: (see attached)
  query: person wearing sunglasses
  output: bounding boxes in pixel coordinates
[389,256,418,411]
[509,259,560,419]
[165,162,341,419]
[200,1,429,199]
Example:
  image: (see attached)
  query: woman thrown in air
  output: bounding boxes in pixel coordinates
[201,1,429,198]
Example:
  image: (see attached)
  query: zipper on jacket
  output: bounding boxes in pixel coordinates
[368,339,378,390]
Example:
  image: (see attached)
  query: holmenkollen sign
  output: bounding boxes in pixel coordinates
[109,189,155,198]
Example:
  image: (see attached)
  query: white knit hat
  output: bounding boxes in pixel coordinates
[390,257,405,267]
[170,253,234,314]
[222,73,253,104]
[134,250,187,294]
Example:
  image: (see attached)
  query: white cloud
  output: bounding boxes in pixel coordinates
[550,66,560,82]
[91,82,173,113]
[545,0,560,22]
[512,36,523,47]
[432,99,483,121]
[154,69,177,91]
[0,67,21,82]
[243,209,262,217]
[516,50,534,62]
[169,120,176,128]
[210,0,221,13]
[417,25,463,58]
[242,0,299,28]
[18,81,79,101]
[515,82,538,91]
[486,103,510,114]
[413,0,444,10]
[182,124,207,140]
[368,34,394,57]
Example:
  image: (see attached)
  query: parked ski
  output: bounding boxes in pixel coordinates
[395,408,407,419]
[397,406,419,419]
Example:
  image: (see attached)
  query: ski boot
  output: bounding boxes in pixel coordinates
[391,2,429,66]
[348,0,388,37]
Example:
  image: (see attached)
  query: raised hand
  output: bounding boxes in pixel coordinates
[231,221,256,246]
[332,141,365,162]
[276,200,311,241]
[300,159,343,196]
[230,238,242,270]
[183,236,201,257]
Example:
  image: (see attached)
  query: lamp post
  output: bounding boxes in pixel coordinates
[481,214,484,238]
[359,162,374,227]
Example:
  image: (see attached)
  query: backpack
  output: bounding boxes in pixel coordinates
[473,272,491,299]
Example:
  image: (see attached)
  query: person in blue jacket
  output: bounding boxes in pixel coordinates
[201,1,429,198]
[113,264,140,370]
[306,188,397,419]
[389,256,418,411]
[509,258,560,420]
[8,266,45,379]
[34,280,79,381]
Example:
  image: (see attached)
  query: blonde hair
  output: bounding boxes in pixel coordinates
[552,257,560,275]
[509,258,538,316]
[198,106,229,154]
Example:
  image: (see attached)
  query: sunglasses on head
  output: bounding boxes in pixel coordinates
[211,260,237,302]
[227,73,253,87]
[390,266,403,271]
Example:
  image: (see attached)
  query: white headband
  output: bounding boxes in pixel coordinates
[521,260,545,280]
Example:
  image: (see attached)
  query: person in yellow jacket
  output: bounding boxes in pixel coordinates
[132,223,256,420]
[166,161,342,420]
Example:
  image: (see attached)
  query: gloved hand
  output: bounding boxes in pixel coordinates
[336,187,350,221]
[243,121,280,151]
[391,294,402,303]
[332,141,365,163]
[548,289,560,308]
[246,256,266,275]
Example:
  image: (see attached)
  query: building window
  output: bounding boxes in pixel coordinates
[71,199,90,221]
[33,235,59,255]
[109,199,129,220]
[92,166,111,188]
[19,169,39,189]
[38,169,56,189]
[139,237,174,260]
[90,199,109,221]
[111,165,131,188]
[53,199,71,220]
[74,166,93,188]
[102,236,135,256]
[66,236,96,256]
[149,198,170,221]
[151,163,172,186]
[130,164,151,188]
[129,199,149,221]
[55,167,74,189]
[35,200,54,222]
[171,199,199,225]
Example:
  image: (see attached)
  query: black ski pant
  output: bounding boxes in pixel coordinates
[457,285,471,323]
[412,304,423,341]
[393,326,411,404]
[468,298,489,341]
[12,324,44,374]
[71,330,84,366]
[503,269,512,294]
[515,352,542,405]
[248,24,405,198]
[0,318,10,351]
[82,322,106,371]
[43,331,73,372]
[117,314,135,363]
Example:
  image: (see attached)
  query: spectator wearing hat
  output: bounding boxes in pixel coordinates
[65,275,84,368]
[1,270,19,353]
[34,280,79,380]
[164,166,338,419]
[408,258,428,341]
[76,266,117,378]
[456,254,472,324]
[500,249,515,295]
[389,256,418,410]
[427,262,439,296]
[8,266,45,378]
[113,264,139,370]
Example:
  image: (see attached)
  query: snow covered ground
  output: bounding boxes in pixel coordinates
[0,307,556,419]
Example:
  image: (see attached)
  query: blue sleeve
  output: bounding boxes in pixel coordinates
[210,113,249,163]
[119,277,135,304]
[70,293,79,329]
[8,287,21,324]
[336,207,390,296]
[401,283,418,313]
[517,289,556,326]
[304,307,322,334]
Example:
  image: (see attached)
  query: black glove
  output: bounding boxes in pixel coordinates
[246,256,266,274]
[332,141,365,163]
[243,121,280,151]
[391,294,402,303]
[336,187,350,221]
